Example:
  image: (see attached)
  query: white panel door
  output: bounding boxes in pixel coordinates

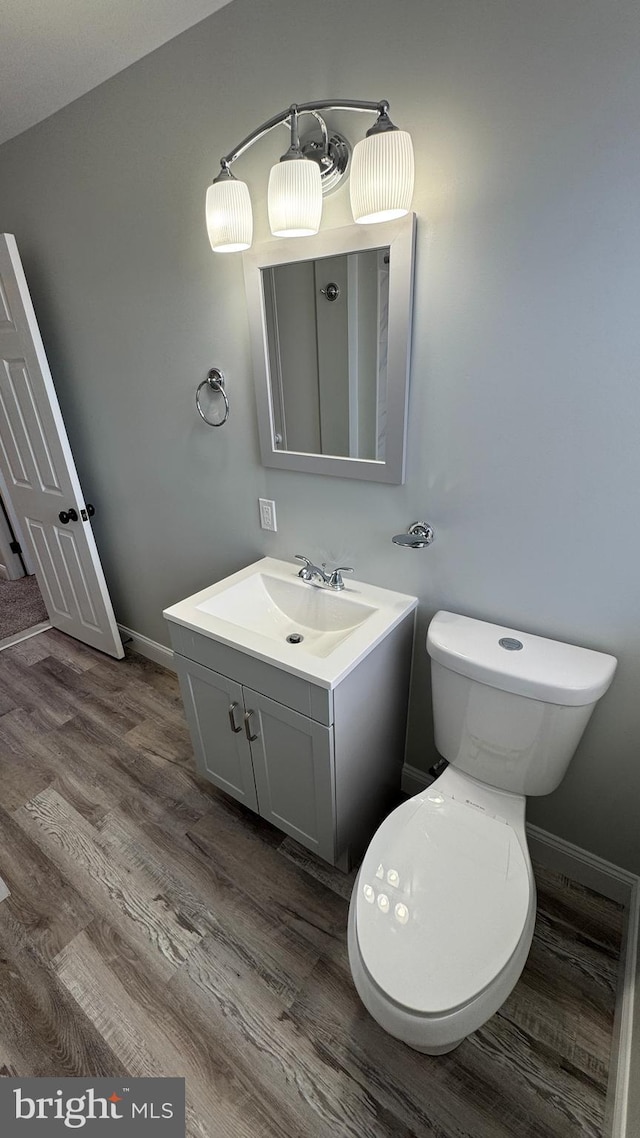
[0,234,123,657]
[0,494,23,580]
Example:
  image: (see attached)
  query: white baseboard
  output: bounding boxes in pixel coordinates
[525,823,637,903]
[402,760,639,1138]
[608,880,640,1138]
[117,624,175,671]
[402,762,435,797]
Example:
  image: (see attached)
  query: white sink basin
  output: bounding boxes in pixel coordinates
[164,557,418,688]
[197,572,375,658]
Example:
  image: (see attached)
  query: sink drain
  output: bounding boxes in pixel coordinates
[286,632,304,645]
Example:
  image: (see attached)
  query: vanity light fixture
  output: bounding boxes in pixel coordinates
[206,99,414,252]
[268,107,322,237]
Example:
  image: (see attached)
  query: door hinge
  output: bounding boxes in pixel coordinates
[9,540,21,555]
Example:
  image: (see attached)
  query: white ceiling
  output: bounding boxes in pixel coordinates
[0,0,235,146]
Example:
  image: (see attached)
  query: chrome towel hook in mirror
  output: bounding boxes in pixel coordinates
[320,282,341,302]
[196,367,230,427]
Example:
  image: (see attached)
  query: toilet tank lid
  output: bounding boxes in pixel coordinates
[427,611,617,706]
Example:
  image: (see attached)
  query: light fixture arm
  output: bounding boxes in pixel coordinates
[300,109,329,155]
[280,105,302,160]
[219,98,389,170]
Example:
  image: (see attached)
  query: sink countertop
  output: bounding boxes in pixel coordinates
[163,557,418,689]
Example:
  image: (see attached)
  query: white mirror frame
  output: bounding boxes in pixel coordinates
[243,213,416,484]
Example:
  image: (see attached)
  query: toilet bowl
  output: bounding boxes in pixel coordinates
[348,766,536,1053]
[349,610,617,1054]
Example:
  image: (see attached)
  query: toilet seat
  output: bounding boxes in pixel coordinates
[355,784,531,1016]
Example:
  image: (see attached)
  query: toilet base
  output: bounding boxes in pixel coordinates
[410,1039,464,1056]
[348,871,536,1055]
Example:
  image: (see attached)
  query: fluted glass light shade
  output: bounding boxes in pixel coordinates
[206,172,253,252]
[268,157,322,237]
[350,128,415,225]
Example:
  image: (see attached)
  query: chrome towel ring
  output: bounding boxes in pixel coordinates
[196,367,229,427]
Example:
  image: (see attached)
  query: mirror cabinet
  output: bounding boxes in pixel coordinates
[243,214,416,483]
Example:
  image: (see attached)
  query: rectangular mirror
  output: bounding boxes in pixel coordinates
[244,213,415,483]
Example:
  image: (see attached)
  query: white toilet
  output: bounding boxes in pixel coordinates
[348,610,617,1054]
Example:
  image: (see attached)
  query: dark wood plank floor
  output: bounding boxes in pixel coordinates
[0,630,625,1137]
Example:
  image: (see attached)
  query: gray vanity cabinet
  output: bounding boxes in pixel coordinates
[175,658,335,862]
[168,611,415,870]
[176,657,258,812]
[243,689,335,863]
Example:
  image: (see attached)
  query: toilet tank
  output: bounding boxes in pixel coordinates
[427,611,617,796]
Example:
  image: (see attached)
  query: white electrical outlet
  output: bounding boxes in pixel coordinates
[259,498,277,532]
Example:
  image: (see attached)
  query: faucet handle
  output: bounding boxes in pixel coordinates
[295,554,314,580]
[327,566,353,590]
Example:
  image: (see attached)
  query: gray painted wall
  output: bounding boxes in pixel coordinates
[0,0,639,870]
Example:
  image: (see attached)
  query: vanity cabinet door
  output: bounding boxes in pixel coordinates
[175,655,258,811]
[245,688,335,864]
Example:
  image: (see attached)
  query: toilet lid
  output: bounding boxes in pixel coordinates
[355,789,531,1015]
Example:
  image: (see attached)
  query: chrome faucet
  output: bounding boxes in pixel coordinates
[295,555,354,591]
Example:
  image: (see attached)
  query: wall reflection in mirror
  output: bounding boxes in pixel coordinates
[245,215,415,483]
[262,248,389,461]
